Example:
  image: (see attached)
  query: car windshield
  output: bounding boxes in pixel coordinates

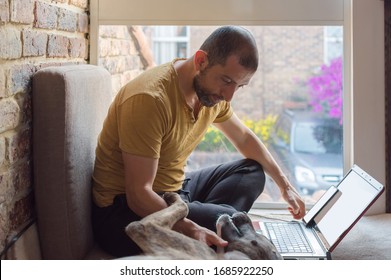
[293,122,342,154]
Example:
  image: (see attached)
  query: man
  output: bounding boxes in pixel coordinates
[91,26,305,257]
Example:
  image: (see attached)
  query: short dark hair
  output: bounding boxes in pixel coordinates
[199,26,259,71]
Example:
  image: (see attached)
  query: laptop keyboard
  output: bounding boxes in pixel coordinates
[264,222,313,254]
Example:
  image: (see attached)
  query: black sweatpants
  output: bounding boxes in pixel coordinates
[91,158,265,257]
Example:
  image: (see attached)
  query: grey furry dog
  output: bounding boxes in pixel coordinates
[125,192,282,260]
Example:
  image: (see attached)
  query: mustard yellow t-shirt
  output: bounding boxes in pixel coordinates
[92,60,233,207]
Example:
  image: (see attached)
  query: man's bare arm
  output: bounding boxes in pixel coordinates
[122,152,167,217]
[121,151,227,247]
[214,113,305,219]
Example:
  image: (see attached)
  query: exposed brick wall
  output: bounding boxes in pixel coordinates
[256,26,324,117]
[98,25,148,95]
[0,0,89,257]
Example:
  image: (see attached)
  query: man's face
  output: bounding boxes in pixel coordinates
[193,55,255,107]
[193,73,224,107]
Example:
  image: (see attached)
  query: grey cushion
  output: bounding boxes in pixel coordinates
[33,65,112,259]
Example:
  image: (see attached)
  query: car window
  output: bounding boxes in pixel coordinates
[293,122,342,154]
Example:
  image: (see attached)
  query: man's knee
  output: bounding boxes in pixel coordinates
[241,158,265,180]
[239,158,266,196]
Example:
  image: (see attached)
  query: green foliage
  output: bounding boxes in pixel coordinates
[195,114,277,152]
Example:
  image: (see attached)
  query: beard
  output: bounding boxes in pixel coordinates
[193,74,223,107]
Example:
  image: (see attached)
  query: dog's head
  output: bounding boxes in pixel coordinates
[216,212,283,260]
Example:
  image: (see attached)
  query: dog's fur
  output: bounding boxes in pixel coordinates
[124,192,282,260]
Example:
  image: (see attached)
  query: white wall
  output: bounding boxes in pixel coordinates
[351,0,385,214]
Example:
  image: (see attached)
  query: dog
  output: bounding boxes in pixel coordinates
[124,192,282,260]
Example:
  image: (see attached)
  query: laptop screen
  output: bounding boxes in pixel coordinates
[312,165,384,249]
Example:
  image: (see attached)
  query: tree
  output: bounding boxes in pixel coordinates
[307,57,343,124]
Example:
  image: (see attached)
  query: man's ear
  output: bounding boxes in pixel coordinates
[194,50,209,71]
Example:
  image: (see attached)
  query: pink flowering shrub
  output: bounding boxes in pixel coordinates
[307,57,343,124]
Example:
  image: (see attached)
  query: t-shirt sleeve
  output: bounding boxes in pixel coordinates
[213,101,233,123]
[117,94,166,158]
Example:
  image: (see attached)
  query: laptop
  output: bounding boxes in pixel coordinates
[253,164,384,259]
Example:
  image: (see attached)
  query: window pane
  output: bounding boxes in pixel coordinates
[187,26,343,205]
[98,25,344,206]
[150,26,190,64]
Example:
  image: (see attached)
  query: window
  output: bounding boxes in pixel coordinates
[150,26,190,64]
[90,0,386,214]
[96,24,344,205]
[324,26,343,63]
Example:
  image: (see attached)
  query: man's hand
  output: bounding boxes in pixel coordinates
[174,218,228,248]
[191,224,228,248]
[280,186,306,219]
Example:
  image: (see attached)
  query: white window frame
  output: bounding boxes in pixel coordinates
[90,0,386,214]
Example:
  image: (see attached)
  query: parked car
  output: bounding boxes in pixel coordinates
[268,109,343,194]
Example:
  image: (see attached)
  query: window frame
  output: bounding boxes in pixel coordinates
[90,0,386,214]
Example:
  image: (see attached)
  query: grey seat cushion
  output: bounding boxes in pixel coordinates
[33,65,112,259]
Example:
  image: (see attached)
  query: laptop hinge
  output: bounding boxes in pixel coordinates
[313,226,331,251]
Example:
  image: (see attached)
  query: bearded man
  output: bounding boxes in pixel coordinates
[91,26,305,258]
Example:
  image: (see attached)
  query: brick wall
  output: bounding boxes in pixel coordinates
[0,0,89,258]
[98,25,152,95]
[256,26,323,117]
